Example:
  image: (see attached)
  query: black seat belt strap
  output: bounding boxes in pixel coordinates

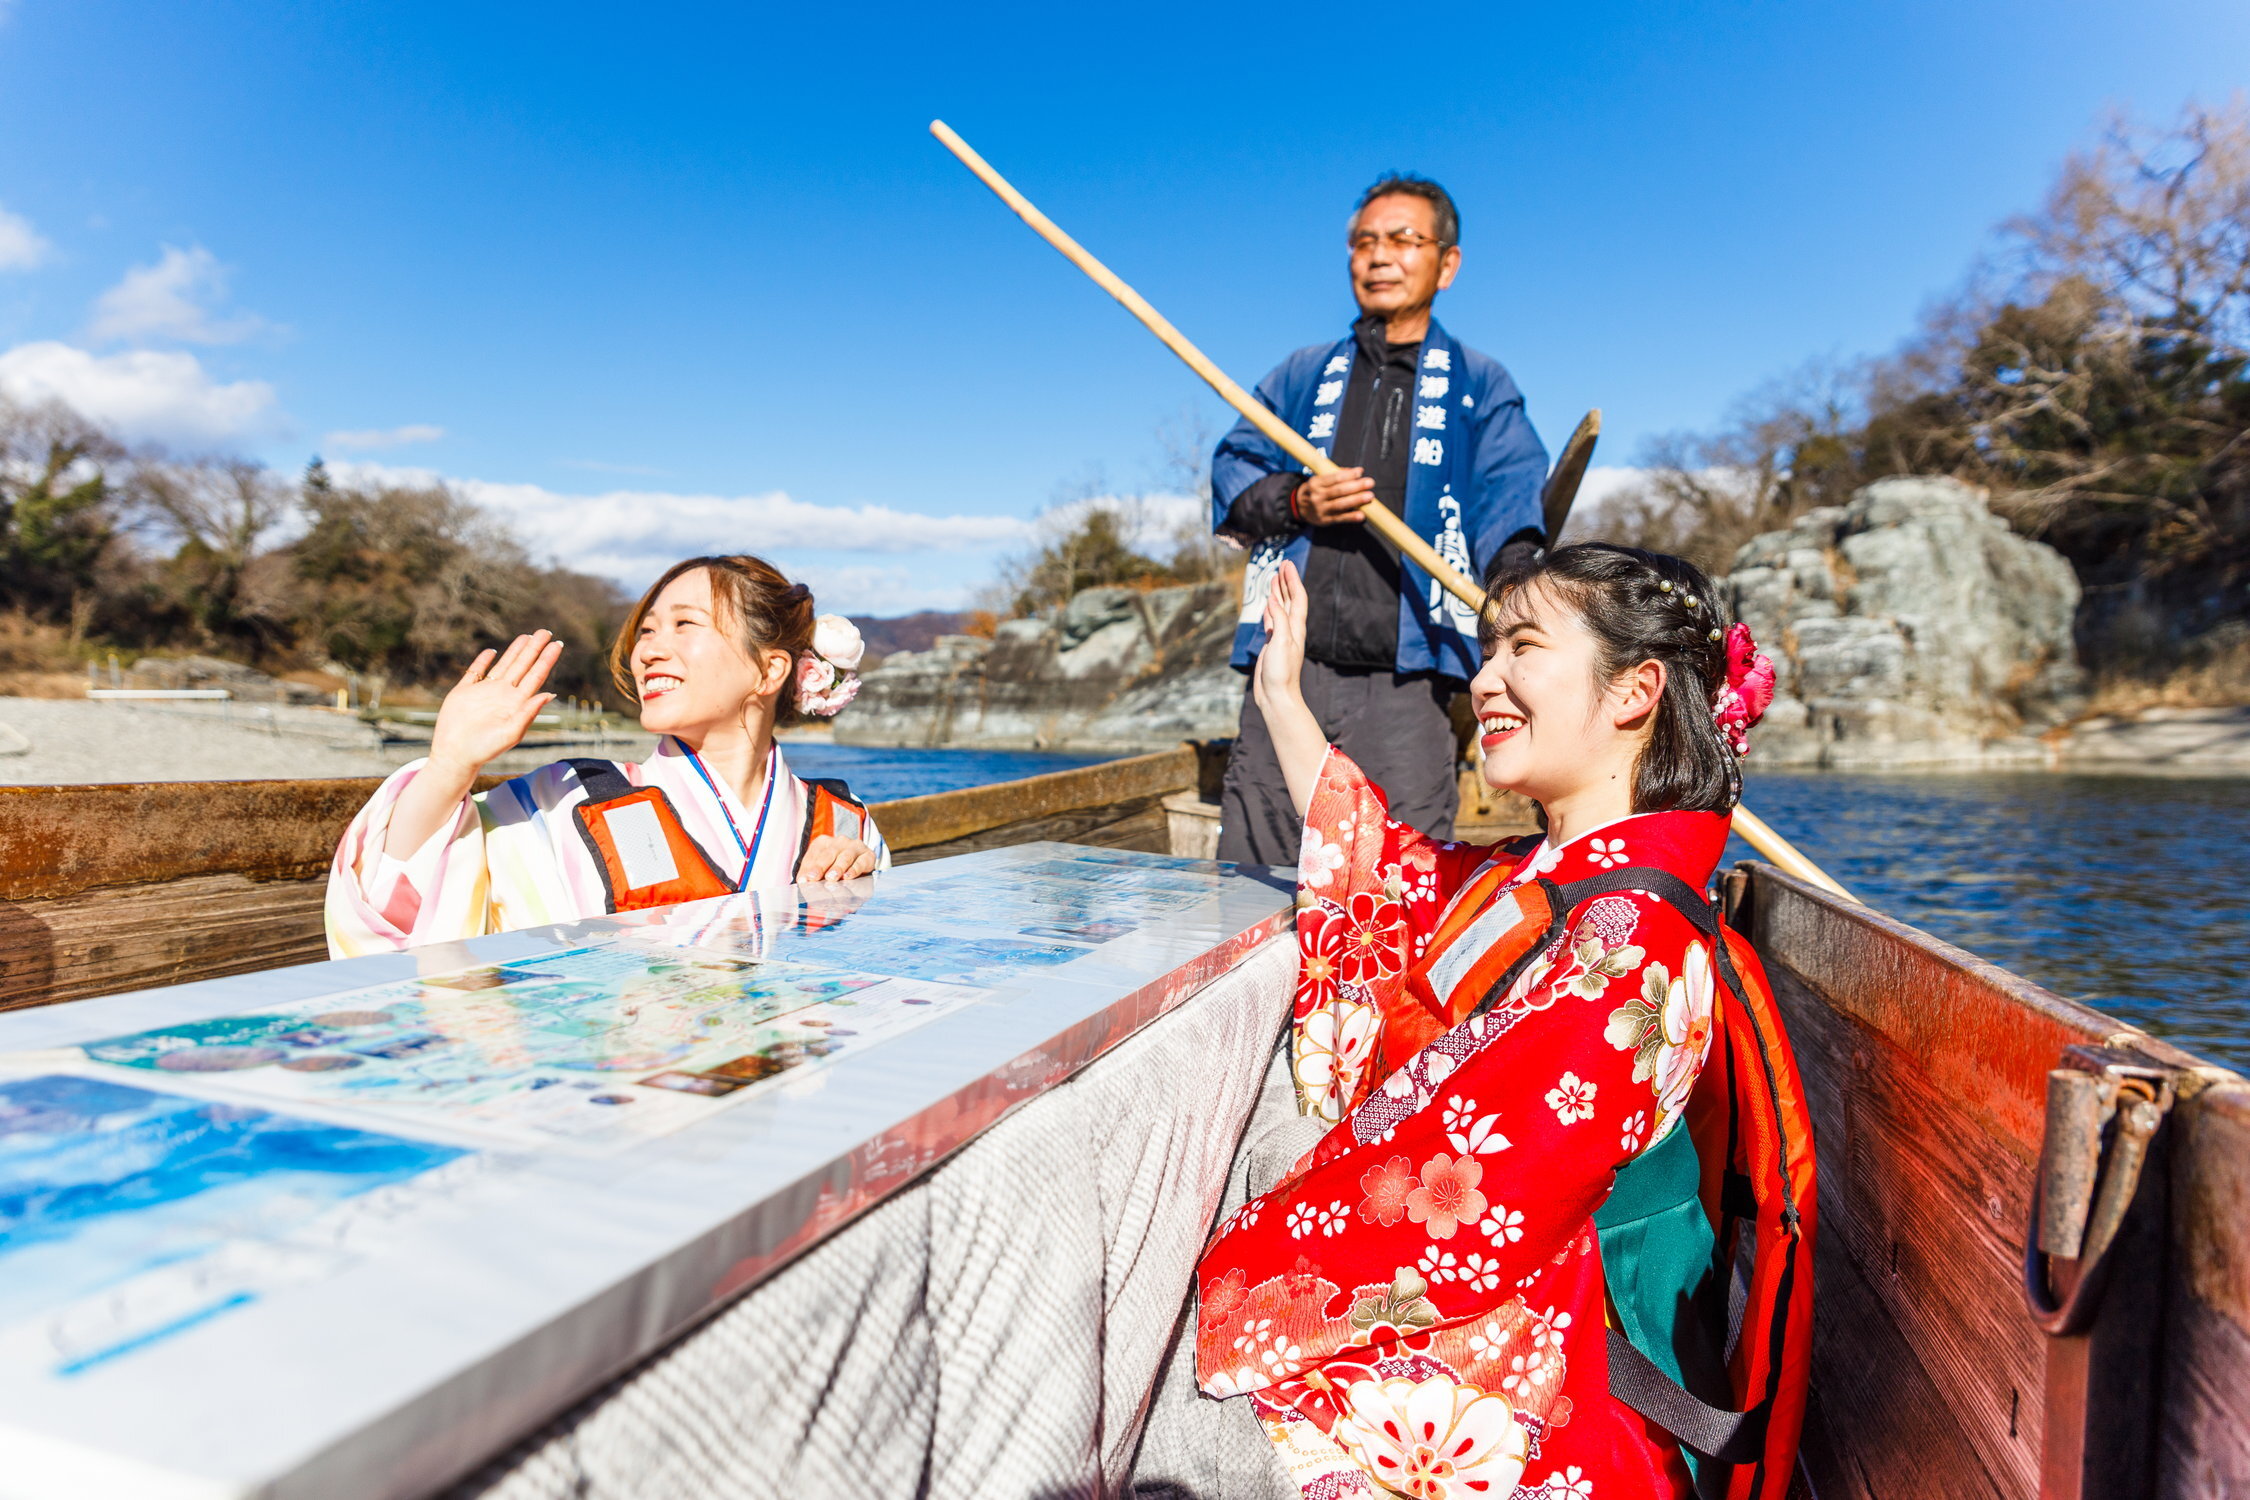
[564,758,636,804]
[1552,867,1721,935]
[1607,1327,1769,1465]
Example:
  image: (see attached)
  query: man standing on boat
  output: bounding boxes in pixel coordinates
[1211,174,1547,865]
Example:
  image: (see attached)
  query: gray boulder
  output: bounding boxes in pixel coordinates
[832,580,1244,751]
[1725,477,2085,767]
[124,654,331,705]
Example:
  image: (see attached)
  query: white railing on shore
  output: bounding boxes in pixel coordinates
[87,689,233,700]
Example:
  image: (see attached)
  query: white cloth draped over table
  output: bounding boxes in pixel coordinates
[326,738,890,958]
[446,934,1300,1500]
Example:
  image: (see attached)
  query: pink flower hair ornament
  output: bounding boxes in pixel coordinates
[794,614,864,718]
[1711,622,1775,756]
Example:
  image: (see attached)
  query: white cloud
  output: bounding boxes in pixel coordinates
[1566,466,1649,519]
[779,562,998,617]
[0,204,51,272]
[324,423,446,450]
[89,245,269,345]
[0,340,279,446]
[327,461,1031,601]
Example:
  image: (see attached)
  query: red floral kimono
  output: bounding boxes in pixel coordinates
[1196,750,1728,1500]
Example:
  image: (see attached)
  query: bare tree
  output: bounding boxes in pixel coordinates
[1848,99,2248,603]
[2010,98,2250,358]
[980,405,1243,618]
[287,477,626,701]
[120,458,297,650]
[130,459,291,561]
[1600,99,2250,598]
[1149,401,1234,581]
[1582,360,1870,574]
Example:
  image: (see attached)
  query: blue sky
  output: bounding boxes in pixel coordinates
[0,1,2244,613]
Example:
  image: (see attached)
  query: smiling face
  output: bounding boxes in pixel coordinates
[630,567,792,739]
[1348,193,1461,322]
[1470,578,1663,809]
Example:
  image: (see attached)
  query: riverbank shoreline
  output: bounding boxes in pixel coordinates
[0,697,1115,793]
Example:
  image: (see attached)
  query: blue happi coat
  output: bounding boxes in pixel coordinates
[1211,317,1547,682]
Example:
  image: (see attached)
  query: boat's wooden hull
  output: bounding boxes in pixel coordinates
[1730,864,2249,1498]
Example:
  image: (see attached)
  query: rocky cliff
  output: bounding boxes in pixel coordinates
[1726,477,2086,766]
[832,580,1245,751]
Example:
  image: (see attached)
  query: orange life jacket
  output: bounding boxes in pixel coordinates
[565,759,870,913]
[1379,852,1817,1500]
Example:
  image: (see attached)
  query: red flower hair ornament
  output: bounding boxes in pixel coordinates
[1712,622,1775,756]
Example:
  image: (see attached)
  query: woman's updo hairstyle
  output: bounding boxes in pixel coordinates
[609,554,820,724]
[1481,542,1741,814]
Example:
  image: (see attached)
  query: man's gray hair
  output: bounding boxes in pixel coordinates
[1353,174,1460,247]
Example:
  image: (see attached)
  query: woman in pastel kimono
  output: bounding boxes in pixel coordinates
[327,554,888,957]
[1195,543,1782,1500]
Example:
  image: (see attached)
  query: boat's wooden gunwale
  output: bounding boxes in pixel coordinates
[0,776,406,901]
[877,745,1199,864]
[0,748,1205,1010]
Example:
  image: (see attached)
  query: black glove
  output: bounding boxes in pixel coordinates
[1216,471,1306,544]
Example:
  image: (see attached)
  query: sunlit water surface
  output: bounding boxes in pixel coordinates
[1731,771,2250,1070]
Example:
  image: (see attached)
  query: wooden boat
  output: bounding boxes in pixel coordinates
[0,745,2242,1497]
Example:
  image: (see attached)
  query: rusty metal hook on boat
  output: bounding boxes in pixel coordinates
[2022,1057,2174,1337]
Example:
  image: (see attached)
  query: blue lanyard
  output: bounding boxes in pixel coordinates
[677,738,776,891]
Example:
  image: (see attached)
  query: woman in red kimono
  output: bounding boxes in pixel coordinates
[1196,543,1780,1500]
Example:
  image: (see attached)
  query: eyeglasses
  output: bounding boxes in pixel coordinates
[1348,229,1448,255]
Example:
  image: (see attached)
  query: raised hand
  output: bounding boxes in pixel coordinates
[428,631,564,776]
[1253,560,1309,714]
[1251,560,1328,819]
[381,632,563,860]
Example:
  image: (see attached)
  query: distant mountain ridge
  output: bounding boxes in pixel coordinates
[847,612,972,668]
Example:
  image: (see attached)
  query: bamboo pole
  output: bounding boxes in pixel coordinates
[1727,804,1853,899]
[929,119,1858,905]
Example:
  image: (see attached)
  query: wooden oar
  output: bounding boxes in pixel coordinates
[1541,411,1602,544]
[929,119,1858,904]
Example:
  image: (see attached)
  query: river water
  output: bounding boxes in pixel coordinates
[1732,771,2250,1071]
[779,743,1113,803]
[797,746,2250,1072]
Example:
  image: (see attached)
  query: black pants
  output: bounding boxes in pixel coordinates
[1218,661,1458,867]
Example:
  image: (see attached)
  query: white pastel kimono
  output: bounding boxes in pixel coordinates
[326,738,889,958]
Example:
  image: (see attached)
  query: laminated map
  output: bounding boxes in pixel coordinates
[69,945,977,1150]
